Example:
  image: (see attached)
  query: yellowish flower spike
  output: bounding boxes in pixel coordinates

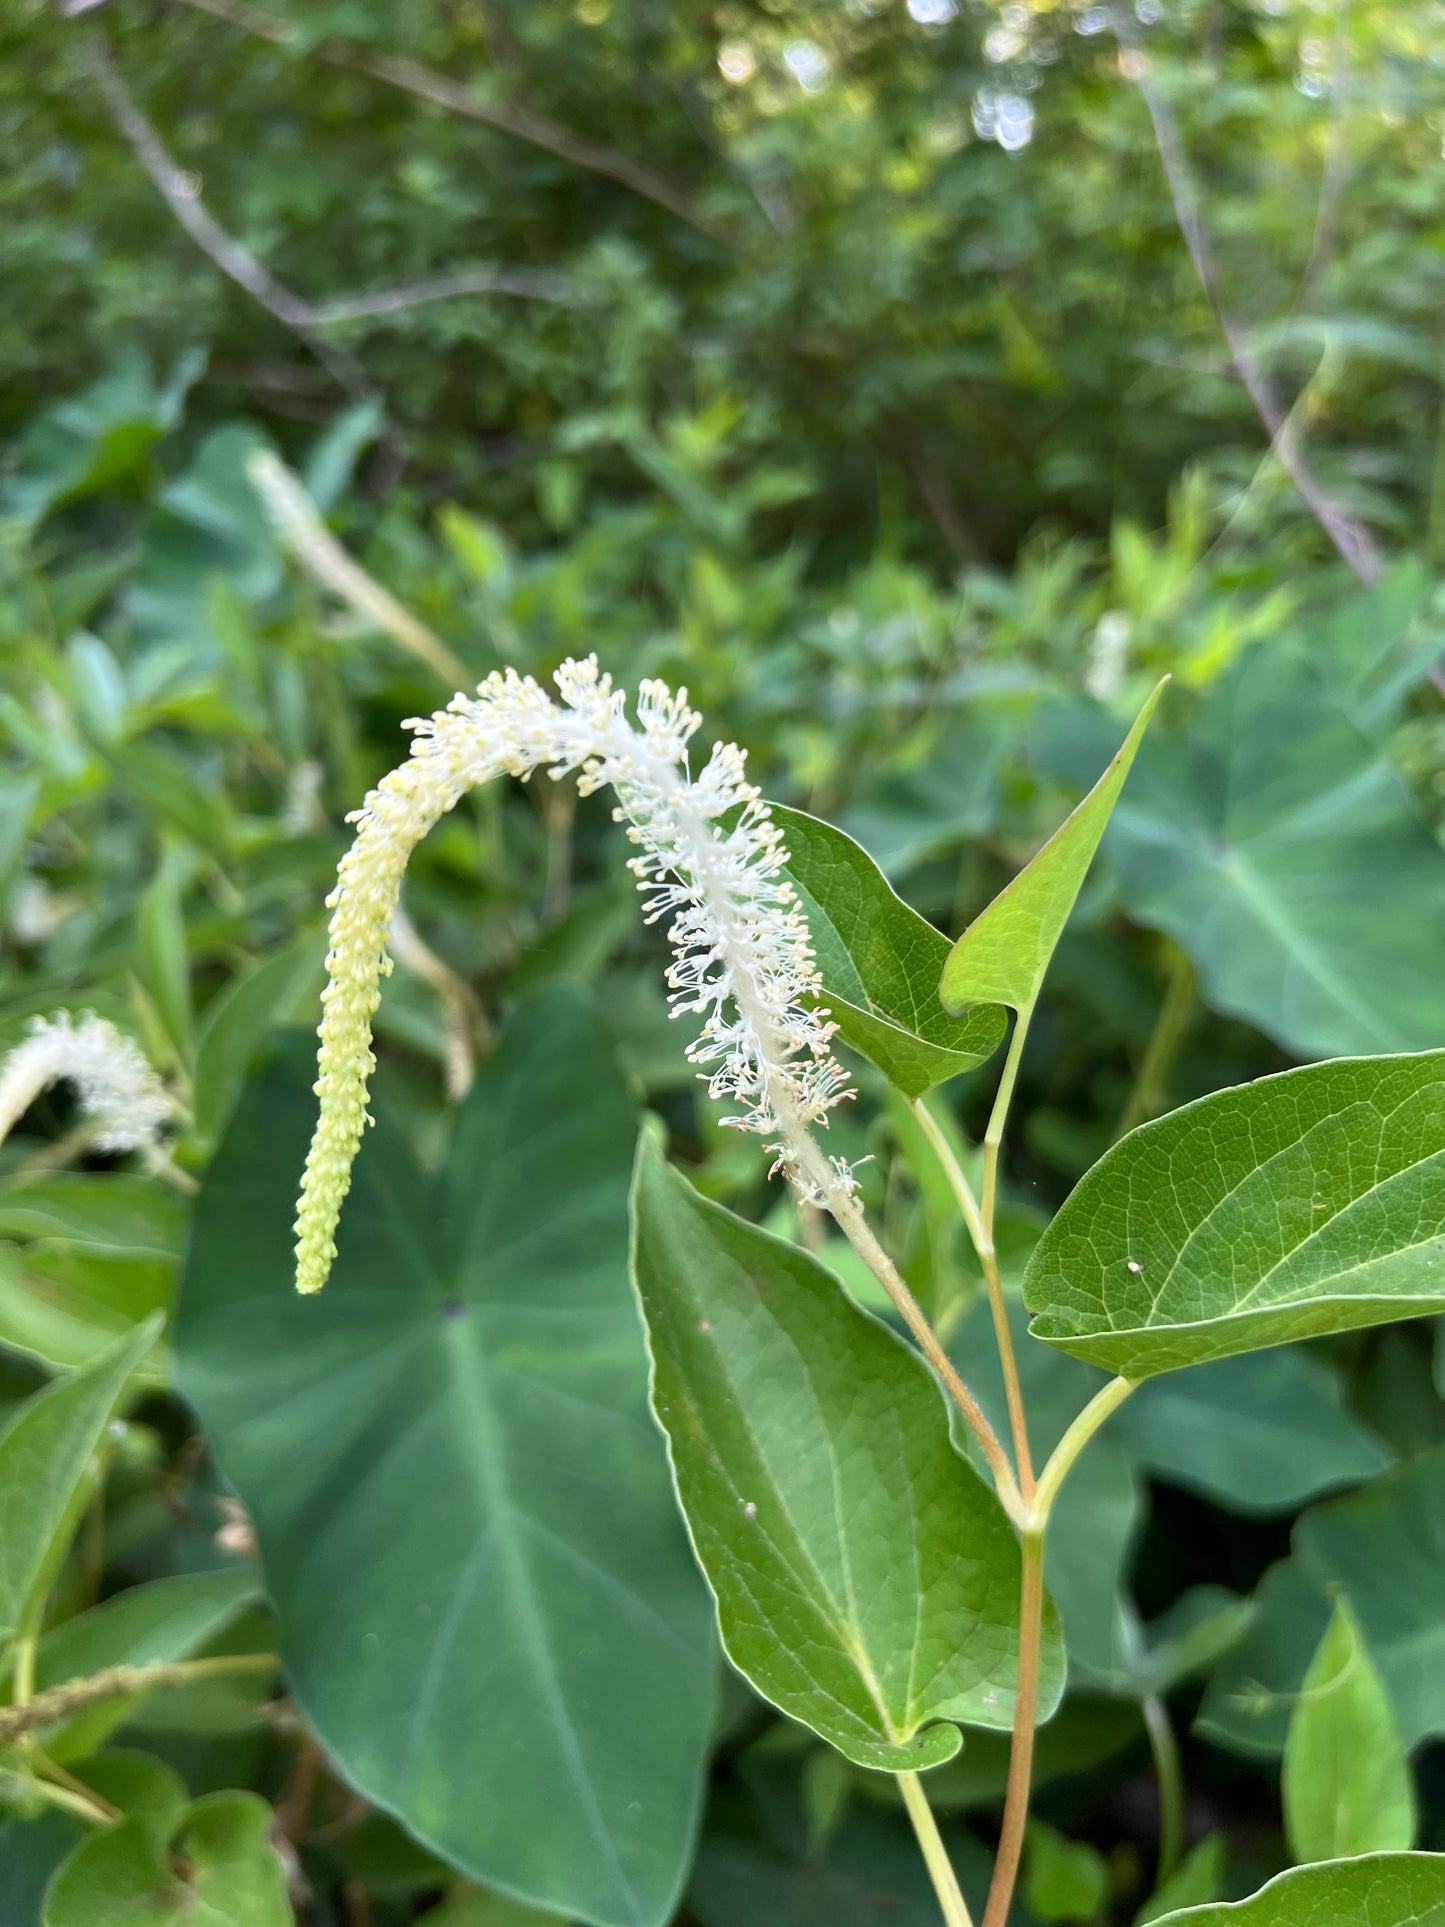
[293,657,852,1294]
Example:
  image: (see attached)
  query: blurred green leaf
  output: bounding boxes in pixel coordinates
[1081,649,1445,1060]
[1135,1836,1226,1925]
[1282,1596,1415,1862]
[28,1568,260,1761]
[630,1140,1064,1770]
[43,1788,291,1927]
[1024,1054,1445,1377]
[0,1318,157,1645]
[1200,1446,1445,1757]
[1116,1350,1390,1513]
[1023,1820,1109,1923]
[176,993,716,1927]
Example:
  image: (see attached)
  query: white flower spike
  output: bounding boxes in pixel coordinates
[0,1012,172,1156]
[294,657,852,1294]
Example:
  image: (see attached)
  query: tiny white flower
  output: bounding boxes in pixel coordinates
[0,1012,173,1155]
[293,657,852,1293]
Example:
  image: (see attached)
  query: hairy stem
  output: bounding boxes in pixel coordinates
[1143,1694,1185,1886]
[982,1529,1044,1927]
[912,1097,1033,1497]
[899,1770,976,1927]
[0,1654,276,1746]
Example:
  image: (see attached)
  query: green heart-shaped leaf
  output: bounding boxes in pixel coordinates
[43,1790,291,1927]
[1023,1053,1445,1378]
[940,680,1165,1018]
[630,1142,1063,1770]
[1145,1853,1445,1927]
[176,991,716,1927]
[769,804,1006,1097]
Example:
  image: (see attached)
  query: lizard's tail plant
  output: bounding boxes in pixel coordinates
[294,658,856,1297]
[296,658,1445,1927]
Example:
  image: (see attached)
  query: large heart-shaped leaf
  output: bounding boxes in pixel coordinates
[1023,1053,1445,1378]
[1199,1445,1445,1758]
[940,681,1165,1018]
[630,1142,1063,1772]
[1146,1854,1445,1927]
[768,805,1006,1098]
[1041,648,1445,1061]
[1116,1349,1390,1513]
[175,992,716,1927]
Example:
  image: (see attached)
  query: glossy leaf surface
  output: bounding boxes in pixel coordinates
[631,1142,1063,1770]
[1146,1854,1445,1927]
[1024,1053,1445,1377]
[176,994,716,1927]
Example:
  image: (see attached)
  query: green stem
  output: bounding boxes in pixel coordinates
[898,1769,976,1927]
[1143,1694,1184,1886]
[981,1528,1045,1927]
[1031,1376,1136,1525]
[1116,941,1195,1141]
[912,1097,1034,1497]
[0,1654,277,1746]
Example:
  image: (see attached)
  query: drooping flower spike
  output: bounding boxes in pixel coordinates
[293,657,852,1295]
[0,1012,172,1156]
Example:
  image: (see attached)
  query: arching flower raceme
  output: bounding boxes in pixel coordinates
[0,1012,173,1156]
[293,657,853,1294]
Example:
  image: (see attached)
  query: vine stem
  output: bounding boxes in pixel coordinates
[1115,941,1195,1142]
[978,1377,1136,1926]
[898,1771,976,1927]
[1143,1694,1184,1886]
[982,1528,1044,1927]
[911,1097,1033,1498]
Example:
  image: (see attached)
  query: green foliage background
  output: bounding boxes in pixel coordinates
[2,0,1444,1920]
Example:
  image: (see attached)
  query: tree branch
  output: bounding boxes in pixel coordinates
[1116,14,1383,585]
[87,31,373,400]
[167,0,720,238]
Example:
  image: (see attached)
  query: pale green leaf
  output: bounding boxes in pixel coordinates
[1145,1853,1445,1927]
[1023,1053,1445,1378]
[28,1567,260,1761]
[1135,1835,1226,1925]
[0,1319,158,1644]
[769,804,1007,1098]
[43,1790,292,1927]
[1283,1596,1415,1862]
[175,993,716,1927]
[940,680,1165,1016]
[1199,1447,1445,1758]
[630,1141,1064,1771]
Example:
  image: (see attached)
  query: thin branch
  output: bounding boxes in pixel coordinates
[307,266,582,323]
[167,0,721,238]
[1116,14,1383,585]
[87,32,372,401]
